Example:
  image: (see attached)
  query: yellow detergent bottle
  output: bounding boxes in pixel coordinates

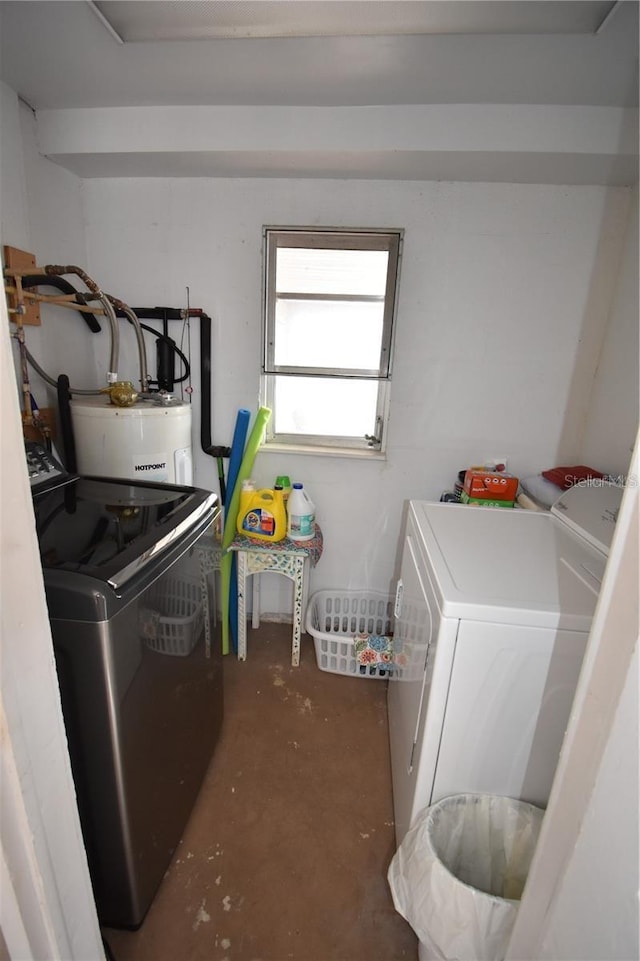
[236,486,286,542]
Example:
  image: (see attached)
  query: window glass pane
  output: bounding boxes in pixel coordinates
[274,299,384,370]
[273,376,378,437]
[276,248,389,296]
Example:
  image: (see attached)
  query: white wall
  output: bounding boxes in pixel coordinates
[0,83,30,250]
[0,304,104,961]
[0,81,103,960]
[81,176,633,612]
[1,84,98,419]
[580,189,639,475]
[537,646,639,960]
[507,435,639,961]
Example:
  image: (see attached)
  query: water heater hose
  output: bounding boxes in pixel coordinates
[45,264,119,381]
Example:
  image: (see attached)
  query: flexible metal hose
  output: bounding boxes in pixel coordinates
[23,270,149,396]
[45,265,119,380]
[70,288,120,382]
[36,267,148,389]
[107,296,149,392]
[23,344,103,394]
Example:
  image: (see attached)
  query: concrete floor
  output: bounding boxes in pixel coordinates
[103,622,418,961]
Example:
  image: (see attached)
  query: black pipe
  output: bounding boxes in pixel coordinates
[120,306,214,459]
[136,323,189,385]
[112,306,187,322]
[199,313,214,458]
[156,308,172,391]
[110,308,190,387]
[21,275,101,332]
[107,304,228,481]
[198,312,230,500]
[57,374,77,473]
[156,337,175,391]
[197,314,230,469]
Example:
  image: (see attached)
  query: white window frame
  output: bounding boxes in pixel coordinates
[261,226,402,455]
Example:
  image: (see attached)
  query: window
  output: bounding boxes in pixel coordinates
[261,227,402,453]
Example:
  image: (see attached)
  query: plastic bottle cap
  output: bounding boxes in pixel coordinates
[293,482,303,489]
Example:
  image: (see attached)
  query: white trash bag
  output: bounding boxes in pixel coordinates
[388,794,544,961]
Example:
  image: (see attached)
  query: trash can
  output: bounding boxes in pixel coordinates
[388,794,544,961]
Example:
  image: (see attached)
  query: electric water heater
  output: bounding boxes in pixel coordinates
[70,395,193,485]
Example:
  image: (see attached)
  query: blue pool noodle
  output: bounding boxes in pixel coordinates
[225,409,251,652]
[220,407,272,655]
[225,409,251,514]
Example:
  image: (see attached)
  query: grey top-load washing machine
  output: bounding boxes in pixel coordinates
[28,443,222,928]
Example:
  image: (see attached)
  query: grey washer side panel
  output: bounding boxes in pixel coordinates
[50,582,223,927]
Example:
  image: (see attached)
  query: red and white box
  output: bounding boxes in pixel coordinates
[463,469,519,503]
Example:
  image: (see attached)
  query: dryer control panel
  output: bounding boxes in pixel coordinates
[551,482,623,556]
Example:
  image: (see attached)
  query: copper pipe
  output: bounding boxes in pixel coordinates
[4,286,108,315]
[11,275,33,423]
[45,264,101,295]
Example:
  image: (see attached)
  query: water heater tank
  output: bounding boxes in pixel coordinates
[70,395,193,485]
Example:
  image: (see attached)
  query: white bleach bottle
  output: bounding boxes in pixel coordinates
[287,483,315,541]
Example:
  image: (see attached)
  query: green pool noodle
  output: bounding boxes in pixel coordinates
[220,406,272,654]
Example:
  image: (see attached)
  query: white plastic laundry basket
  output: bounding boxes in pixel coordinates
[140,574,204,656]
[305,590,394,678]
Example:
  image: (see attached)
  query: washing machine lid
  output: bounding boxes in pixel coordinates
[410,499,609,631]
[33,476,217,590]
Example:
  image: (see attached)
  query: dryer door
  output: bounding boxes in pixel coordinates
[388,515,458,844]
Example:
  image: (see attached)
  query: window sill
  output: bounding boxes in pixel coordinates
[263,442,386,461]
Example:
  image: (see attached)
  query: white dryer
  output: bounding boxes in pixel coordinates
[388,483,622,844]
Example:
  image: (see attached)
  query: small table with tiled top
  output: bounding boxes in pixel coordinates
[228,524,323,666]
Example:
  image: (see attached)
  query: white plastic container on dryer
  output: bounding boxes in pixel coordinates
[70,394,193,484]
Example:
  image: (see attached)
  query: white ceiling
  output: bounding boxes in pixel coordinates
[93,1,619,42]
[1,0,637,110]
[0,1,638,184]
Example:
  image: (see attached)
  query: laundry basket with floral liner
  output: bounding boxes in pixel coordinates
[305,589,395,678]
